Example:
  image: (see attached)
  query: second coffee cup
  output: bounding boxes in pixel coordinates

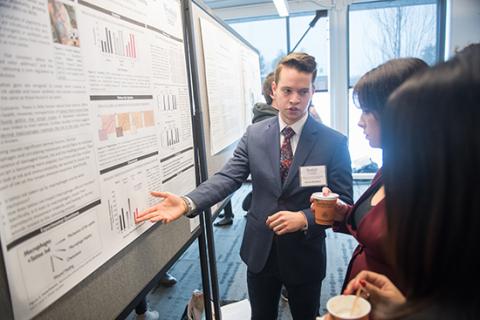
[326,294,371,320]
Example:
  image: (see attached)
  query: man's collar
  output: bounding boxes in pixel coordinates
[279,112,309,135]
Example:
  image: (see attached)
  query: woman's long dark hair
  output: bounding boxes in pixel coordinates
[353,58,428,116]
[382,44,480,318]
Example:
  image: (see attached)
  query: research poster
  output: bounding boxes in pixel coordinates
[240,47,262,129]
[0,0,196,319]
[199,18,261,155]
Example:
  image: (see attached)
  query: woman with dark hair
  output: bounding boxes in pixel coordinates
[321,58,428,291]
[343,44,480,319]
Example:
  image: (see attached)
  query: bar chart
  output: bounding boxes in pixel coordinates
[162,125,180,147]
[106,174,147,235]
[108,197,138,233]
[92,24,137,58]
[158,93,178,111]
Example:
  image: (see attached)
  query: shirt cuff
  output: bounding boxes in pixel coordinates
[300,211,308,231]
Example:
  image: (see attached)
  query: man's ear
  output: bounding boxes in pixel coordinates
[271,81,277,95]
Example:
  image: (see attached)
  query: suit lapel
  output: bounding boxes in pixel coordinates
[282,116,318,191]
[264,119,282,192]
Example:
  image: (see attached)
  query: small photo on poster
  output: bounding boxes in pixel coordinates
[48,0,80,47]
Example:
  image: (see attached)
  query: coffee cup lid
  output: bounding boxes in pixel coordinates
[312,192,339,200]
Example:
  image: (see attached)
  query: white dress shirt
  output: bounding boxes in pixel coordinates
[278,112,309,155]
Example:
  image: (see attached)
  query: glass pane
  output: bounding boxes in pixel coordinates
[229,18,287,79]
[289,13,330,91]
[349,2,438,84]
[290,14,331,127]
[312,92,331,127]
[348,89,382,168]
[348,1,439,170]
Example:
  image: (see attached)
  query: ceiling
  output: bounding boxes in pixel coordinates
[203,0,273,9]
[202,0,333,20]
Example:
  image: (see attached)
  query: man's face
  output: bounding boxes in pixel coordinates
[272,66,314,125]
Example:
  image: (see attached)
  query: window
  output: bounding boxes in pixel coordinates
[290,13,331,126]
[348,0,443,169]
[289,13,330,91]
[229,13,332,126]
[229,17,287,79]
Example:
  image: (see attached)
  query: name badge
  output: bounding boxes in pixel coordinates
[299,165,327,187]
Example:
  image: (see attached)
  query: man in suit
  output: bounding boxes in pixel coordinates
[136,52,353,319]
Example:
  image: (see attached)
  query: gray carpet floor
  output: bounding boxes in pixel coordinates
[127,182,369,320]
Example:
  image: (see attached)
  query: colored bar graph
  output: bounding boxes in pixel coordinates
[114,197,141,233]
[131,34,136,58]
[98,26,136,58]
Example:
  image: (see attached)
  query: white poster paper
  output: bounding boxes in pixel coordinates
[199,18,261,155]
[0,0,196,318]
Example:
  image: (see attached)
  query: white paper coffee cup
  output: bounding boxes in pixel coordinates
[326,295,371,320]
[311,192,339,225]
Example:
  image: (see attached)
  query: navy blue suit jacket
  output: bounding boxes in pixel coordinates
[188,116,353,284]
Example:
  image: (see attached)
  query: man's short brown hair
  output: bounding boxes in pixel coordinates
[274,52,317,85]
[262,72,275,105]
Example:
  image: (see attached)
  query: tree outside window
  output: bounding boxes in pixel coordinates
[348,1,440,169]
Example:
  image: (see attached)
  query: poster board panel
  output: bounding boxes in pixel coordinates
[191,0,262,175]
[0,0,198,318]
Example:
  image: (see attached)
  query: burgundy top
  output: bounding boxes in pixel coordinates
[333,170,397,291]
